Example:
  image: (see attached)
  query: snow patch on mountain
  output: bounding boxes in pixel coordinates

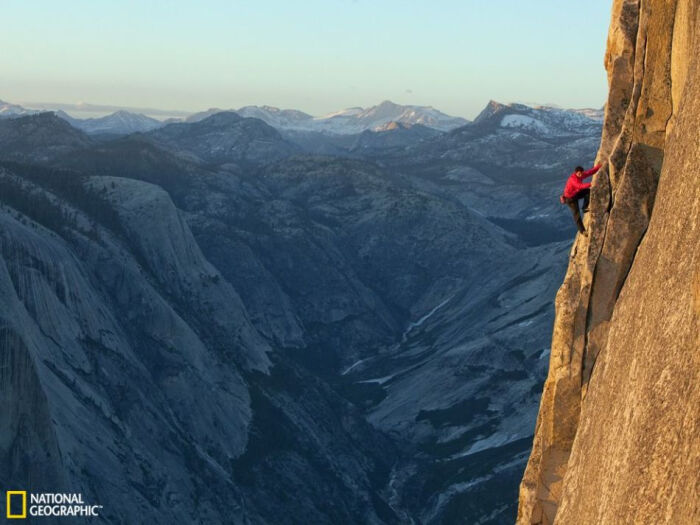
[319,107,364,119]
[308,101,469,134]
[402,295,454,341]
[500,114,551,134]
[473,100,603,140]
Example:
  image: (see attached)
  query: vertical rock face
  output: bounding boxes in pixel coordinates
[517,1,699,523]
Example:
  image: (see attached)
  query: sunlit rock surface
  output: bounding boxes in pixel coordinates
[518,1,699,523]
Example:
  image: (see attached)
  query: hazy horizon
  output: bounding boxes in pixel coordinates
[2,0,611,120]
[4,96,606,121]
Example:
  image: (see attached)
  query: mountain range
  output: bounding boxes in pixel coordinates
[0,97,601,523]
[1,98,603,137]
[56,109,163,135]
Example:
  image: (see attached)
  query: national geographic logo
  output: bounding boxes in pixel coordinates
[6,492,26,519]
[5,491,102,519]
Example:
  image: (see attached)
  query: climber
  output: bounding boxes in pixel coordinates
[560,164,601,235]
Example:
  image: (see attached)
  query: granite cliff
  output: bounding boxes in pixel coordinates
[518,0,699,523]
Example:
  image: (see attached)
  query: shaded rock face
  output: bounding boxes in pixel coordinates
[0,113,92,162]
[0,164,398,524]
[0,152,575,522]
[0,166,266,522]
[517,1,700,523]
[147,111,300,165]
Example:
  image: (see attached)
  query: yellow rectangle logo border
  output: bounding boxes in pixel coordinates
[6,491,27,519]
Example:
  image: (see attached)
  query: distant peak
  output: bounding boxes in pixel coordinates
[19,111,79,129]
[199,110,243,125]
[474,100,509,123]
[508,102,531,111]
[487,100,507,110]
[473,100,542,123]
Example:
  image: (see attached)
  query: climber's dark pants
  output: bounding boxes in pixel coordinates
[565,188,590,233]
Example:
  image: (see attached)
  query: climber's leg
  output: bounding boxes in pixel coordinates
[566,198,585,233]
[579,188,591,213]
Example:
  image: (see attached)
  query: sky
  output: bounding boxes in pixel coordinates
[1,0,612,119]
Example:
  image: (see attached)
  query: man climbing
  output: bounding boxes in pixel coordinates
[560,164,601,235]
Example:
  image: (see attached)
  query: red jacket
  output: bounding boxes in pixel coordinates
[563,165,601,198]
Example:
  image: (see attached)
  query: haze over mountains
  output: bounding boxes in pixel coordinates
[56,109,163,135]
[0,95,602,523]
[0,99,38,119]
[1,98,602,136]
